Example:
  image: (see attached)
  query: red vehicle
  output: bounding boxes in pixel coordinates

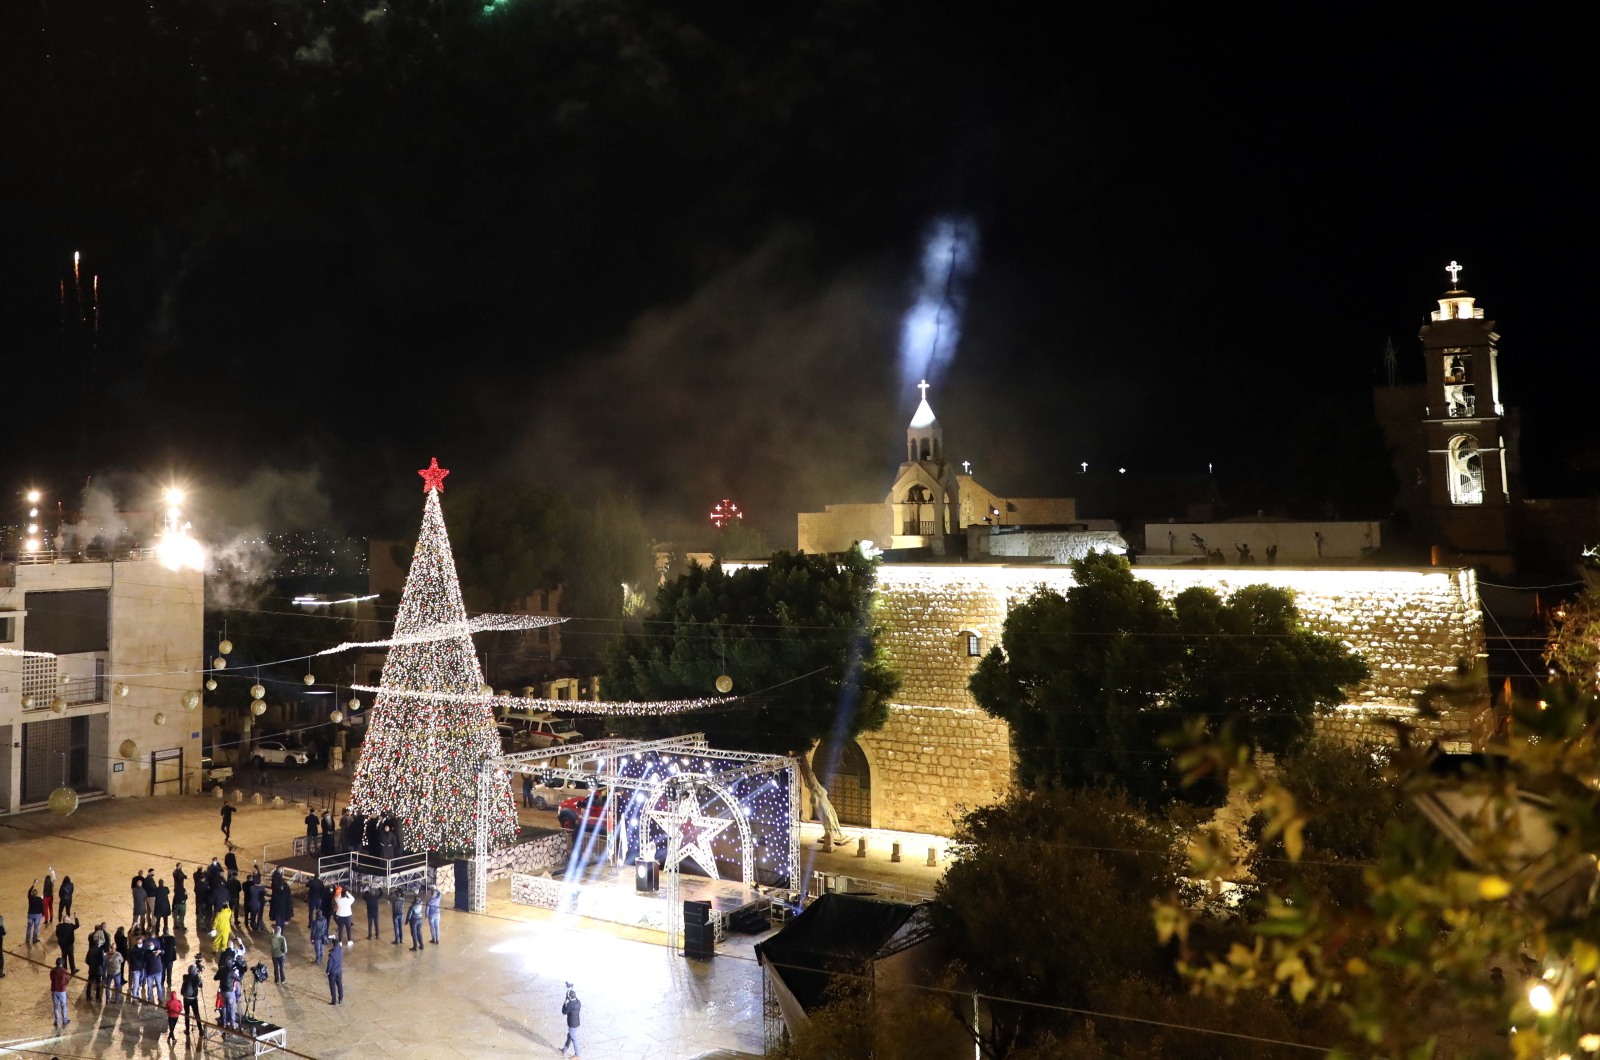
[557,787,611,832]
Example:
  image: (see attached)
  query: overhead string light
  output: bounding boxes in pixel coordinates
[349,684,733,716]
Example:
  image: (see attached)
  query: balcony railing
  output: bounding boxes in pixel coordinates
[900,522,940,536]
[20,657,107,711]
[3,546,157,566]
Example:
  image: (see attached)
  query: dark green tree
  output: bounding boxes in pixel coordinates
[443,482,567,610]
[602,549,899,834]
[970,553,1366,808]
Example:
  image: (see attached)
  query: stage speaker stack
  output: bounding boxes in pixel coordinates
[682,900,715,961]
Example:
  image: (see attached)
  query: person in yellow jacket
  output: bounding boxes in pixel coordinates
[211,905,233,955]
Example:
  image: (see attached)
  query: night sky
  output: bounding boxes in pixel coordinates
[0,3,1586,544]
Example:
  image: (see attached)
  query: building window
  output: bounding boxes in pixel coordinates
[1448,435,1486,505]
[0,616,13,643]
[965,632,982,657]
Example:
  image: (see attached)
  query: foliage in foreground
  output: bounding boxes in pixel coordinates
[969,553,1367,808]
[1159,671,1600,1059]
[925,788,1341,1059]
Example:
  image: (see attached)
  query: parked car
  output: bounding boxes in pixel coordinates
[528,776,590,811]
[200,756,233,791]
[251,740,311,767]
[496,709,584,750]
[557,787,612,832]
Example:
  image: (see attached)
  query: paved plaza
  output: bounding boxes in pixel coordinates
[0,793,766,1060]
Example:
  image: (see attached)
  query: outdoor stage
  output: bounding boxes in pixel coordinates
[510,865,773,939]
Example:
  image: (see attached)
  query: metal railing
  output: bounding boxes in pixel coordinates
[3,546,158,565]
[315,850,432,892]
[806,871,935,905]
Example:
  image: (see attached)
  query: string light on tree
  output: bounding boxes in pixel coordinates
[345,459,518,853]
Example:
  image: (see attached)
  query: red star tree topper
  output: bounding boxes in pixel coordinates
[418,457,450,493]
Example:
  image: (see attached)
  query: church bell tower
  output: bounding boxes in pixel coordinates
[1419,262,1515,563]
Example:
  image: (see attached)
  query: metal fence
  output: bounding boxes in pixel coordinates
[806,871,935,905]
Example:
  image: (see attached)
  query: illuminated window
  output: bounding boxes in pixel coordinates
[1448,435,1486,505]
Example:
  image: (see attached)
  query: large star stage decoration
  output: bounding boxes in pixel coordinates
[418,457,450,493]
[648,788,734,879]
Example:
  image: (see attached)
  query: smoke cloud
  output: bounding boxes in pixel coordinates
[508,231,905,547]
[897,215,979,396]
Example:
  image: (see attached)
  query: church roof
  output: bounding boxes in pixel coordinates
[909,395,937,429]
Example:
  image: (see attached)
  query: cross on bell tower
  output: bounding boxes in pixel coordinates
[1445,260,1463,288]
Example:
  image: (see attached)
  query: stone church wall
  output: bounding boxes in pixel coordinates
[858,562,1485,836]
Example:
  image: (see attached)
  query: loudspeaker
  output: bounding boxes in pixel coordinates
[683,900,714,960]
[636,859,660,893]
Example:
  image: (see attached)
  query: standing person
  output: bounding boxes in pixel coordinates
[26,883,44,942]
[127,935,146,1004]
[225,874,243,919]
[310,907,329,965]
[559,986,582,1057]
[50,958,71,1028]
[153,879,171,934]
[113,925,129,963]
[363,886,381,939]
[131,877,148,933]
[426,887,442,945]
[180,961,203,1038]
[172,863,187,902]
[522,772,534,808]
[54,913,79,973]
[213,879,232,934]
[174,872,189,932]
[320,810,335,855]
[306,875,326,923]
[145,939,165,1004]
[406,892,425,951]
[165,988,182,1044]
[41,868,54,922]
[270,870,292,933]
[57,875,74,922]
[0,912,6,977]
[304,809,320,850]
[103,942,124,1004]
[389,888,405,945]
[246,874,266,931]
[211,903,233,956]
[220,801,236,841]
[333,886,355,945]
[269,926,288,983]
[85,938,104,1002]
[224,847,239,878]
[160,931,177,992]
[215,952,239,1029]
[324,933,344,1005]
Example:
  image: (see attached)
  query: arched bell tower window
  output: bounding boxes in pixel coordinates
[1448,434,1486,506]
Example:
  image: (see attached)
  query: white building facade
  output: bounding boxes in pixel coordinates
[0,553,203,812]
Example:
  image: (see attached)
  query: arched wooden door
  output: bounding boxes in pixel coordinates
[813,739,871,827]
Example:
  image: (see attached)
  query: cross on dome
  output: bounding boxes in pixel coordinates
[418,458,450,493]
[1446,261,1463,287]
[909,380,938,429]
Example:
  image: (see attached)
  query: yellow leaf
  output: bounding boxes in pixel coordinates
[1345,957,1368,977]
[1284,818,1305,863]
[1478,875,1513,900]
[1573,940,1599,975]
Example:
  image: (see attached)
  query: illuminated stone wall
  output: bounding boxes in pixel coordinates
[858,563,1484,835]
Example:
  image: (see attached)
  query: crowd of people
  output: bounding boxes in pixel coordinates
[15,804,448,1044]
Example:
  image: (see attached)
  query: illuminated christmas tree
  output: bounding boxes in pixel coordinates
[348,459,518,853]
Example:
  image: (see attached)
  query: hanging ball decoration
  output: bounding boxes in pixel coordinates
[48,786,80,817]
[479,683,493,695]
[205,679,218,691]
[115,682,131,698]
[213,657,227,670]
[250,700,267,716]
[715,675,734,694]
[60,673,72,685]
[20,695,34,709]
[181,690,201,710]
[329,710,344,724]
[119,739,139,759]
[250,683,266,700]
[50,696,67,714]
[218,639,233,655]
[302,673,316,686]
[347,698,361,711]
[153,711,167,726]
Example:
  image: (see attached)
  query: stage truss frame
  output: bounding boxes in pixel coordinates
[472,734,801,923]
